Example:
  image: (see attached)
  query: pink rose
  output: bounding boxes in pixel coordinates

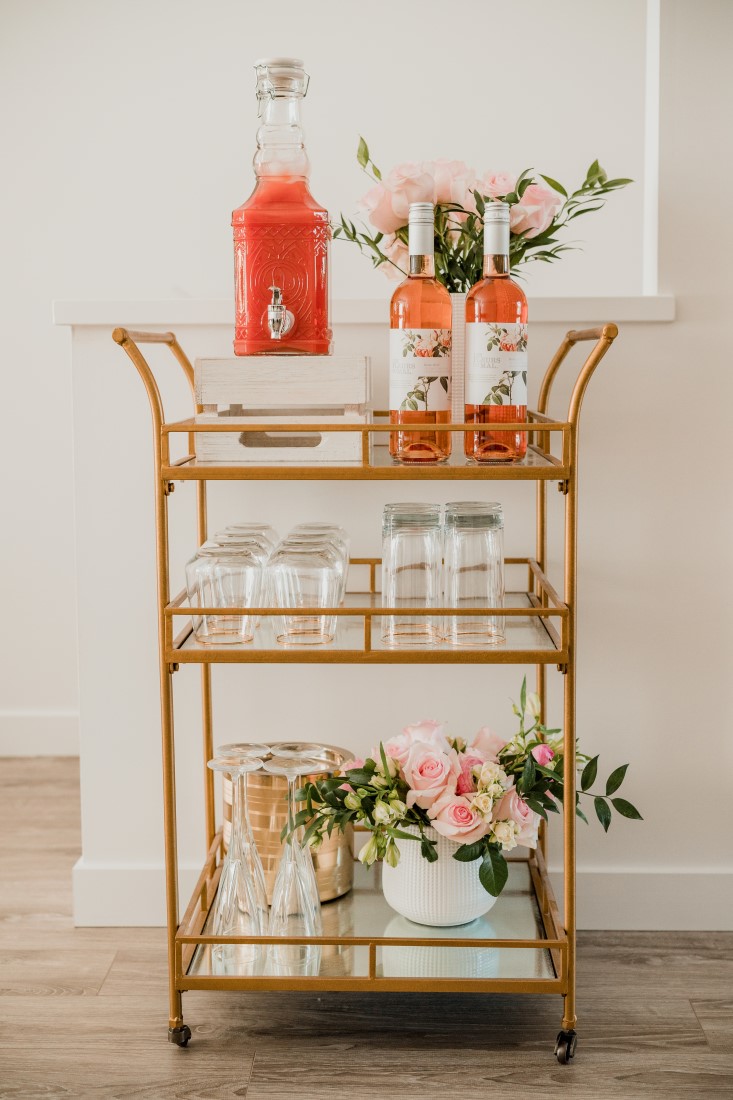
[456,752,485,795]
[403,742,459,810]
[430,794,490,845]
[339,756,366,791]
[531,744,555,767]
[509,183,561,239]
[426,159,474,204]
[470,726,508,762]
[492,789,540,848]
[402,720,450,753]
[424,158,478,211]
[358,183,404,234]
[372,160,433,226]
[379,232,410,281]
[476,171,517,199]
[376,735,410,767]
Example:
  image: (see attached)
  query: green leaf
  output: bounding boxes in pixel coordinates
[524,797,547,822]
[373,165,382,181]
[594,795,612,832]
[605,764,629,796]
[581,755,598,792]
[576,804,589,825]
[440,376,449,392]
[379,741,390,778]
[421,836,439,862]
[453,841,484,862]
[357,136,369,168]
[611,797,643,820]
[478,848,509,897]
[539,174,568,197]
[520,754,536,793]
[520,677,527,713]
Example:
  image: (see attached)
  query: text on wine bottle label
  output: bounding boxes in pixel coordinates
[465,322,528,407]
[389,329,452,413]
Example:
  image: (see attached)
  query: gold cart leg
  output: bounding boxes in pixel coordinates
[201,664,215,845]
[197,481,216,847]
[536,474,548,859]
[561,448,578,1041]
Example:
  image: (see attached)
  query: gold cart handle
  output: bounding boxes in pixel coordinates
[537,323,618,427]
[112,328,198,430]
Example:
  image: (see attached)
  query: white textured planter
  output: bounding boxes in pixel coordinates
[381,915,500,978]
[381,826,498,927]
[450,292,467,423]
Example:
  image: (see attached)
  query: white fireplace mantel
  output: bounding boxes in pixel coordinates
[54,295,675,328]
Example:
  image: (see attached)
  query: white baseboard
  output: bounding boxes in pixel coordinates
[0,710,79,756]
[549,869,733,931]
[73,858,201,926]
[72,858,733,930]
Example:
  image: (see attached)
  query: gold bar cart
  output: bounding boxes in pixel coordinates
[113,323,617,1064]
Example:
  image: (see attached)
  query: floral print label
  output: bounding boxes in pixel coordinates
[389,329,452,413]
[465,322,528,407]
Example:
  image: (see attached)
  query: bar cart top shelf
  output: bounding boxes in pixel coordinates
[162,420,569,483]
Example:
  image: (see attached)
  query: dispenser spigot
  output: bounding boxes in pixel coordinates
[267,285,294,339]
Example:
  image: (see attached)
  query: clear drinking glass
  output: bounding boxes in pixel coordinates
[279,533,347,603]
[223,523,279,551]
[264,754,324,975]
[381,503,443,646]
[267,544,340,645]
[205,532,272,560]
[207,754,269,974]
[443,502,504,646]
[185,547,264,644]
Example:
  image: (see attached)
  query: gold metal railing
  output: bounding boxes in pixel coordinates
[112,323,618,1037]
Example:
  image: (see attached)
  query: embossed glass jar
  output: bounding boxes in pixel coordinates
[232,57,332,356]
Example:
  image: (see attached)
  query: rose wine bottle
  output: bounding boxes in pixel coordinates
[389,202,452,463]
[232,58,332,356]
[464,202,528,462]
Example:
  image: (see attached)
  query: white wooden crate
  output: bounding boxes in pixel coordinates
[194,356,370,464]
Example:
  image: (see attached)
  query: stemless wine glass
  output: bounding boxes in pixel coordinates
[267,544,340,645]
[223,523,280,551]
[381,503,443,646]
[264,754,325,975]
[292,524,350,601]
[279,533,347,604]
[206,754,269,974]
[443,501,505,646]
[185,546,264,644]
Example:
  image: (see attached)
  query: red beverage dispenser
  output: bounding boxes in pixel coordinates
[232,58,332,356]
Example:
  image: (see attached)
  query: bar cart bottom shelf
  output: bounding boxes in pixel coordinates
[175,838,573,1059]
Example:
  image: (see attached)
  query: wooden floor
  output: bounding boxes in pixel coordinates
[1,758,732,1099]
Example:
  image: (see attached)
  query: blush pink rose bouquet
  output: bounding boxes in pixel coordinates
[292,679,641,900]
[334,138,632,292]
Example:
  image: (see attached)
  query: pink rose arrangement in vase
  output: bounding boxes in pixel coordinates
[334,139,632,291]
[292,681,641,903]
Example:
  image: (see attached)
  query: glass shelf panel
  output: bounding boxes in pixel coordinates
[174,593,560,662]
[187,861,554,982]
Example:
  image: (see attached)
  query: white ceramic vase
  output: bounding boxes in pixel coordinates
[450,291,467,423]
[381,825,498,927]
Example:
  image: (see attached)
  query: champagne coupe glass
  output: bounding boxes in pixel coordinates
[264,753,325,974]
[207,754,269,974]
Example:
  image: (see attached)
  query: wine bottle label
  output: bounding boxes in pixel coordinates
[389,328,452,412]
[465,322,528,407]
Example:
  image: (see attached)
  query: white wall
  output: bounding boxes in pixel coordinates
[0,0,648,753]
[2,0,733,928]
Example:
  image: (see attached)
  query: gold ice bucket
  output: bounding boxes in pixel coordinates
[223,742,354,903]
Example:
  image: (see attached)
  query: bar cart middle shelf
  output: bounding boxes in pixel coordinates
[114,322,617,1065]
